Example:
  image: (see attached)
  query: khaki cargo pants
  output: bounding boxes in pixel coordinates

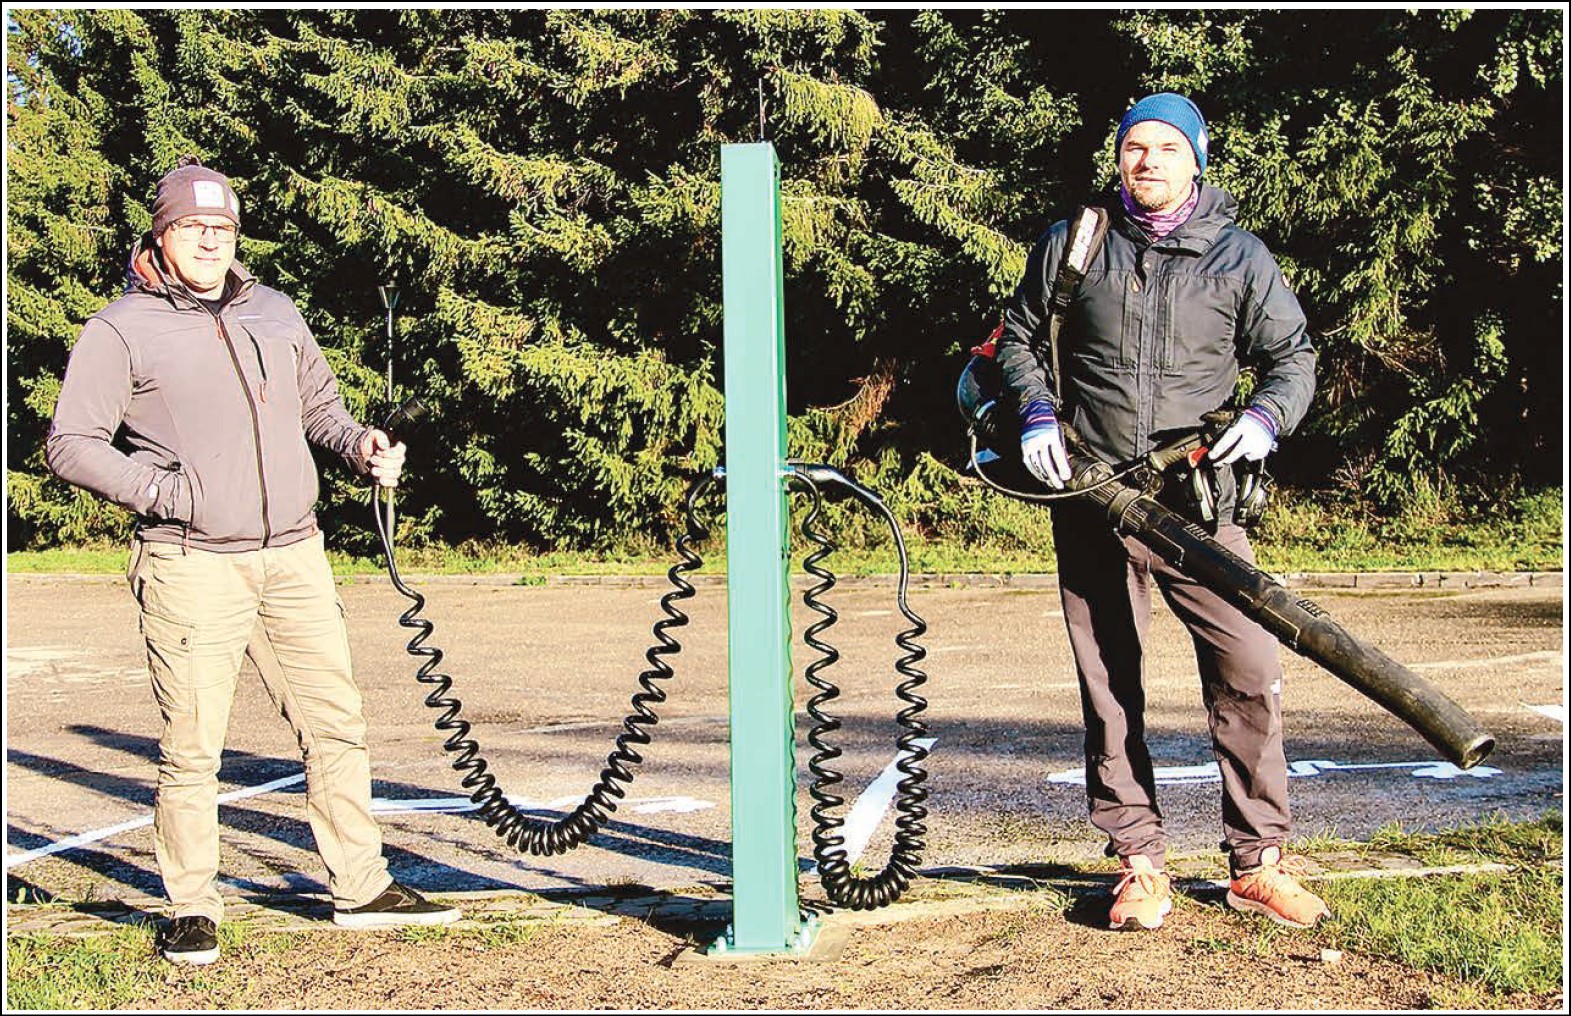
[128,533,391,923]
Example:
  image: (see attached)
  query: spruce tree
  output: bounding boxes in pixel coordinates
[7,9,1562,553]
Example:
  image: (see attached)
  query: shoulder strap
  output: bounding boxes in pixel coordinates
[1046,205,1111,405]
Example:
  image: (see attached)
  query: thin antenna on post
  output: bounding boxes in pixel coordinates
[378,284,399,402]
[757,77,766,142]
[376,284,401,538]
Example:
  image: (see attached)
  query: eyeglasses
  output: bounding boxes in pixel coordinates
[170,220,239,244]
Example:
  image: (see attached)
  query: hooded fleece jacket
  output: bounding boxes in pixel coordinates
[47,240,372,553]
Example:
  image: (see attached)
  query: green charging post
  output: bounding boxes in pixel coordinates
[712,141,818,956]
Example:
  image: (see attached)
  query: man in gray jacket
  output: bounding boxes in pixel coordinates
[48,160,458,964]
[997,94,1329,931]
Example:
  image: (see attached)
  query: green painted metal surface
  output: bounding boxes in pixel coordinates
[718,142,806,954]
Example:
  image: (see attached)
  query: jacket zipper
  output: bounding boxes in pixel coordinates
[213,314,273,546]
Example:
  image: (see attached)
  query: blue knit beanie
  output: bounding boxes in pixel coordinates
[1116,93,1208,176]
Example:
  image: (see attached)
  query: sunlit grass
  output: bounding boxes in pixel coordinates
[7,484,1562,580]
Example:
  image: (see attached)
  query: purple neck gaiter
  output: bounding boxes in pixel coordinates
[1121,182,1200,241]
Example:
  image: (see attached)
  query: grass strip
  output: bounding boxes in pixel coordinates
[5,816,1561,1008]
[8,486,1560,576]
[5,925,163,1010]
[5,920,299,1010]
[6,532,1562,579]
[1298,813,1563,998]
[1317,865,1563,997]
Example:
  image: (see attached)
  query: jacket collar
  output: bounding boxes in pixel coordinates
[125,235,257,311]
[1108,181,1237,255]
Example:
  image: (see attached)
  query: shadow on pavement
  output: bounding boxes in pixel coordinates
[8,727,743,907]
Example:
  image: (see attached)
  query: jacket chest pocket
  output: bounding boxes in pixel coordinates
[239,325,304,412]
[1067,270,1136,372]
[1159,275,1243,377]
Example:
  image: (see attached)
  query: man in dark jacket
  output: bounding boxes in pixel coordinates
[996,94,1329,931]
[48,160,459,965]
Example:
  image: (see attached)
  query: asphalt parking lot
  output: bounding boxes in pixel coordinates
[6,571,1562,906]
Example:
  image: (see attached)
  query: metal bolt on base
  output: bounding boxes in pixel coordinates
[708,915,822,958]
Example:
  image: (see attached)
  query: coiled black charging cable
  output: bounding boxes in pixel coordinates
[789,464,931,910]
[372,398,717,855]
[371,411,930,902]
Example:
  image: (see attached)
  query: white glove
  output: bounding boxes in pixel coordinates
[1208,407,1277,466]
[360,428,408,488]
[1022,425,1071,489]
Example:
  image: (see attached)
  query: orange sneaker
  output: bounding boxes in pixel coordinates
[1108,854,1173,930]
[1227,846,1331,929]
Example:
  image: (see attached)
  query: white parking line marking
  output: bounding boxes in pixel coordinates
[370,797,476,814]
[1410,650,1562,671]
[810,738,938,873]
[630,796,715,815]
[366,794,714,816]
[1292,759,1501,780]
[6,778,716,867]
[4,773,306,869]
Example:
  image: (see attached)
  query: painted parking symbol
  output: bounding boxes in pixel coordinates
[1046,758,1502,787]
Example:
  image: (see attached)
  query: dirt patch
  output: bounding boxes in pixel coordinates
[127,894,1557,1010]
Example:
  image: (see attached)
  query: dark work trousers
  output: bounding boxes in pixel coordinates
[1052,502,1290,872]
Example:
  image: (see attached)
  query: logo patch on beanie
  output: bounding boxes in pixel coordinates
[191,180,228,208]
[1197,128,1209,156]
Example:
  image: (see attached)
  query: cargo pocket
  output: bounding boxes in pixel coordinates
[125,539,147,593]
[332,593,357,676]
[141,609,198,716]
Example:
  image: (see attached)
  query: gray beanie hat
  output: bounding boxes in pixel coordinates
[151,157,241,237]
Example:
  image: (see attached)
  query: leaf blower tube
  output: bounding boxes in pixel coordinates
[1054,423,1495,770]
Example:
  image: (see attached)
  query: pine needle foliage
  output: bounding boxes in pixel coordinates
[7,10,1561,552]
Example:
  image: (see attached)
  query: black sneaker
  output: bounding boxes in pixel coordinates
[158,916,219,965]
[332,881,461,929]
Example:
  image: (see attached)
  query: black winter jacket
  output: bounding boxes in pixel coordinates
[997,183,1316,521]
